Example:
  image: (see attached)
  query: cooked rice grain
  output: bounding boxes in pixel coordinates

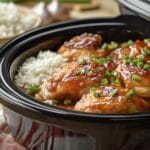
[14,51,64,88]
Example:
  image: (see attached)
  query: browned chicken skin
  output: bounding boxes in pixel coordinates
[111,40,150,97]
[75,86,150,113]
[118,64,150,97]
[111,40,149,62]
[36,58,108,101]
[58,33,109,61]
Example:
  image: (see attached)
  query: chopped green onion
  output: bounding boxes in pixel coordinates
[51,100,60,105]
[137,55,144,62]
[28,84,40,95]
[125,89,136,100]
[100,78,109,85]
[101,43,108,49]
[122,56,135,66]
[111,71,118,77]
[122,55,128,59]
[127,40,133,44]
[143,64,150,71]
[125,59,130,65]
[128,56,134,62]
[141,48,150,56]
[109,88,118,98]
[107,41,118,49]
[144,38,150,44]
[97,58,107,64]
[64,99,72,105]
[137,61,144,68]
[129,60,137,66]
[105,70,111,77]
[79,59,86,65]
[122,40,133,47]
[122,54,146,68]
[81,68,89,75]
[132,74,141,82]
[90,57,106,64]
[90,87,97,92]
[90,56,100,63]
[90,56,112,65]
[93,91,102,98]
[106,57,113,62]
[112,79,121,86]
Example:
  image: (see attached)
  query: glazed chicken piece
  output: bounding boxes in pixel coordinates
[58,33,109,61]
[111,40,150,97]
[118,64,150,97]
[75,86,150,113]
[111,40,149,63]
[36,58,110,101]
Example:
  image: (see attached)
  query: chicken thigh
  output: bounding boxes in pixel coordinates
[36,57,112,101]
[75,86,150,113]
[58,33,109,61]
[111,40,150,97]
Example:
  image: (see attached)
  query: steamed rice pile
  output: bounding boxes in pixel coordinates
[14,51,65,88]
[0,2,39,38]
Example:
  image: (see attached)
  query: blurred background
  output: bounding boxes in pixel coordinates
[0,0,120,44]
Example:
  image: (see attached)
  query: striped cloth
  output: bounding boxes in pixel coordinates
[0,106,26,150]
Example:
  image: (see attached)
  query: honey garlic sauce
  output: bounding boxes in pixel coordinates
[75,86,150,113]
[37,60,106,101]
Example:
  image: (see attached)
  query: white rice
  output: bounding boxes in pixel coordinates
[0,2,39,38]
[14,50,65,88]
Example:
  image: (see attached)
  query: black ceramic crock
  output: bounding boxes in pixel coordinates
[0,15,150,150]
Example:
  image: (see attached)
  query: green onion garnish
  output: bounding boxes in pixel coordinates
[125,89,136,100]
[122,55,128,59]
[131,74,141,82]
[79,59,86,65]
[97,58,107,64]
[112,79,121,86]
[137,61,144,69]
[107,41,118,49]
[137,55,145,62]
[90,56,112,65]
[109,88,118,98]
[122,54,147,69]
[143,64,150,71]
[90,57,106,64]
[122,40,133,47]
[144,38,150,44]
[101,43,108,49]
[81,68,89,75]
[64,99,72,105]
[90,87,97,92]
[105,70,111,77]
[93,91,102,98]
[127,40,133,44]
[141,48,150,56]
[28,84,40,95]
[111,71,118,77]
[100,78,109,85]
[129,60,137,66]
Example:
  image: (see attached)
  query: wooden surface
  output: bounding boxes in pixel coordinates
[23,0,120,19]
[70,0,120,19]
